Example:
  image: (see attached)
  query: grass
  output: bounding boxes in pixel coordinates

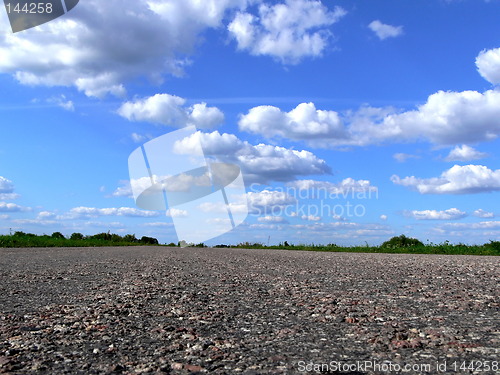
[226,238,500,256]
[0,231,159,248]
[1,232,499,256]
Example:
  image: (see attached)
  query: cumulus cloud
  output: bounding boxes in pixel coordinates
[445,145,488,162]
[228,0,346,63]
[238,90,500,146]
[404,208,466,220]
[68,206,161,218]
[391,164,500,194]
[118,94,224,129]
[476,47,500,85]
[0,176,20,200]
[239,102,347,140]
[172,130,331,183]
[0,0,250,97]
[473,209,495,218]
[0,202,30,212]
[368,20,403,40]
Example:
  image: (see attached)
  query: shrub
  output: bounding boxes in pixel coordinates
[70,232,84,240]
[51,232,65,239]
[140,236,159,245]
[381,235,423,249]
[123,234,138,243]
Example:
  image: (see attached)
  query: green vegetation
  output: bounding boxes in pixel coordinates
[0,231,159,248]
[1,232,498,255]
[221,236,500,256]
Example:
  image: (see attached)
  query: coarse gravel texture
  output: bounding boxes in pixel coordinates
[0,246,498,375]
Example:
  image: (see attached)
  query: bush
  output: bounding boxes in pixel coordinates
[70,232,84,240]
[123,234,138,243]
[51,232,65,239]
[140,236,159,245]
[381,235,423,249]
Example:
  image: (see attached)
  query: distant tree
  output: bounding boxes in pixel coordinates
[381,235,423,248]
[140,236,159,245]
[70,232,84,240]
[51,232,65,239]
[123,234,138,243]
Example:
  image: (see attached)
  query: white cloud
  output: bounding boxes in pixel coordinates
[0,0,250,97]
[0,202,30,212]
[166,208,188,218]
[47,95,74,111]
[37,211,57,219]
[286,178,378,195]
[301,215,321,221]
[172,130,331,183]
[393,153,420,163]
[0,214,9,220]
[0,176,20,200]
[368,20,403,40]
[380,215,388,221]
[68,206,161,218]
[473,209,495,218]
[247,190,297,208]
[239,102,347,140]
[11,219,58,226]
[476,47,500,85]
[440,221,500,230]
[118,94,224,129]
[391,164,500,194]
[238,90,500,146]
[258,215,287,223]
[404,208,466,220]
[445,145,488,162]
[228,0,346,63]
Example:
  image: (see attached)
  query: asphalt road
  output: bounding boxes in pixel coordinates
[0,246,498,374]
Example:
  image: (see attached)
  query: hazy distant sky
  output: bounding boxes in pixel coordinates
[0,0,499,245]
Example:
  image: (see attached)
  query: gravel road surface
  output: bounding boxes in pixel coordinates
[0,246,498,374]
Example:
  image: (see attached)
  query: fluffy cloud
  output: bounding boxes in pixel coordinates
[368,20,403,40]
[239,102,347,140]
[172,130,331,183]
[0,0,250,97]
[238,90,500,146]
[476,47,500,85]
[0,202,29,212]
[118,94,224,129]
[228,0,346,63]
[0,177,19,200]
[445,145,488,162]
[473,209,495,218]
[391,164,500,194]
[404,208,466,220]
[68,206,162,218]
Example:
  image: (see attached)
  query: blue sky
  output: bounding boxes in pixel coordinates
[0,0,499,246]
